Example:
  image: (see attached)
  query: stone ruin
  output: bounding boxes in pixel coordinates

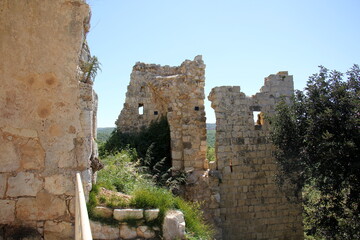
[0,0,303,238]
[116,56,207,171]
[0,1,98,239]
[116,57,304,239]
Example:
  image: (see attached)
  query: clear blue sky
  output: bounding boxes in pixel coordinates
[87,0,360,127]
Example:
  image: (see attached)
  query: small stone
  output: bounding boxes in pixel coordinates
[90,221,119,239]
[93,206,113,218]
[144,209,159,221]
[162,210,185,240]
[137,226,156,239]
[119,224,137,239]
[113,209,143,221]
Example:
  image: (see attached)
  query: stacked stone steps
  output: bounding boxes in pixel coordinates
[90,208,185,240]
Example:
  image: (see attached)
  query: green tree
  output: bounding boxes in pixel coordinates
[270,65,360,239]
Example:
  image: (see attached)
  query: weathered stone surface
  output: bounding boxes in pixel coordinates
[44,221,73,240]
[0,139,20,172]
[19,138,45,170]
[0,200,15,224]
[0,174,7,197]
[93,206,113,219]
[44,174,75,195]
[137,226,156,239]
[119,224,137,239]
[162,210,185,240]
[7,172,43,197]
[115,56,207,171]
[90,221,120,239]
[208,72,304,240]
[0,0,98,236]
[16,192,67,220]
[144,209,160,221]
[113,209,143,221]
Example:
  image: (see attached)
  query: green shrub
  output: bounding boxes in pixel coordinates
[89,149,214,239]
[206,147,215,162]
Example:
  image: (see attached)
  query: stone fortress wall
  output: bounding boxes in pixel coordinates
[0,0,303,238]
[208,73,303,239]
[116,56,208,171]
[116,57,304,239]
[0,0,98,239]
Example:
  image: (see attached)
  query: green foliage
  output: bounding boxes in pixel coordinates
[97,127,115,143]
[207,129,216,148]
[89,149,214,239]
[206,147,215,162]
[270,65,360,239]
[80,55,102,83]
[96,149,148,193]
[99,117,178,189]
[130,186,214,239]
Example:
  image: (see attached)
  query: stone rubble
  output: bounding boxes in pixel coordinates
[162,210,186,240]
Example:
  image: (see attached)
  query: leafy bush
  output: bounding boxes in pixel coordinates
[99,117,182,189]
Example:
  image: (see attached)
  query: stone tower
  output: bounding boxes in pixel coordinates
[116,56,208,171]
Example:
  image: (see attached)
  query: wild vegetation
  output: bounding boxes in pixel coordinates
[94,118,214,239]
[270,65,360,239]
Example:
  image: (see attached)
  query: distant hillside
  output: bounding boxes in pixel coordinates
[97,124,216,145]
[97,127,115,143]
[206,123,216,130]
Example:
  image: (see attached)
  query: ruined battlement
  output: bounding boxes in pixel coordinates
[116,60,304,239]
[116,56,207,171]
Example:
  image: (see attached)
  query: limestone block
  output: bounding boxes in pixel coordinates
[90,221,120,239]
[93,206,113,218]
[15,198,38,221]
[7,172,43,197]
[171,151,182,160]
[144,209,160,221]
[0,140,20,172]
[162,210,185,240]
[0,174,6,197]
[137,226,156,239]
[16,192,67,220]
[119,224,137,239]
[44,174,75,195]
[0,200,15,224]
[19,138,45,170]
[113,209,143,221]
[44,221,74,240]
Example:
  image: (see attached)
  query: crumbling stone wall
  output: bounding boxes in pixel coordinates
[0,0,97,239]
[115,56,208,171]
[208,72,303,240]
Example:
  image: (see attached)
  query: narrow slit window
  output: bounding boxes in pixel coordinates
[194,106,200,111]
[253,111,262,125]
[138,104,144,115]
